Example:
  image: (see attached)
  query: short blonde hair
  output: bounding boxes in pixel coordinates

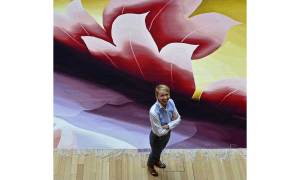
[155,84,170,97]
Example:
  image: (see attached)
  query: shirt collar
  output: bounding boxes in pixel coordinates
[156,100,168,109]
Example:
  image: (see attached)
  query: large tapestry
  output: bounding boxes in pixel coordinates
[54,0,246,149]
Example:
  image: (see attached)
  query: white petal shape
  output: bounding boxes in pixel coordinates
[160,43,197,72]
[81,36,120,68]
[54,117,78,149]
[54,0,108,43]
[203,78,246,93]
[111,12,159,53]
[66,0,98,27]
[66,0,85,16]
[189,13,241,43]
[183,0,203,17]
[54,12,74,32]
[82,36,115,53]
[54,13,85,49]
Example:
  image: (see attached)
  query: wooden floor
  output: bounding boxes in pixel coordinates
[54,149,246,180]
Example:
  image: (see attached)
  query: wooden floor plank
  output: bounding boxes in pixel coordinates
[230,154,242,180]
[59,154,66,180]
[193,152,209,180]
[162,171,187,180]
[183,153,195,180]
[223,155,235,180]
[95,153,102,180]
[63,154,72,180]
[101,156,110,180]
[70,152,79,180]
[162,151,184,172]
[76,164,84,180]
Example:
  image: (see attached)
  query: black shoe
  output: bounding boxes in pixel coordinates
[148,166,158,176]
[155,161,166,168]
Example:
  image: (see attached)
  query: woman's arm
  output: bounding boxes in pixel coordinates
[149,112,170,136]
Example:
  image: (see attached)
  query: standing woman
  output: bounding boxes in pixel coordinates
[147,84,182,176]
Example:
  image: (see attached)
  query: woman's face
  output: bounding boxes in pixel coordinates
[157,90,170,107]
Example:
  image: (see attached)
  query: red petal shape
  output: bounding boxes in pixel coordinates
[201,78,246,118]
[54,0,111,51]
[53,129,61,148]
[103,0,239,59]
[82,13,197,96]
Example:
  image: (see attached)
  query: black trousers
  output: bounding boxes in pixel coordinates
[147,130,171,167]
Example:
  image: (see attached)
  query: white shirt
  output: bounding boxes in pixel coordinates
[149,99,181,136]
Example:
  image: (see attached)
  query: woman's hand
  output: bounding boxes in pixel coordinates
[172,112,179,121]
[162,125,169,129]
